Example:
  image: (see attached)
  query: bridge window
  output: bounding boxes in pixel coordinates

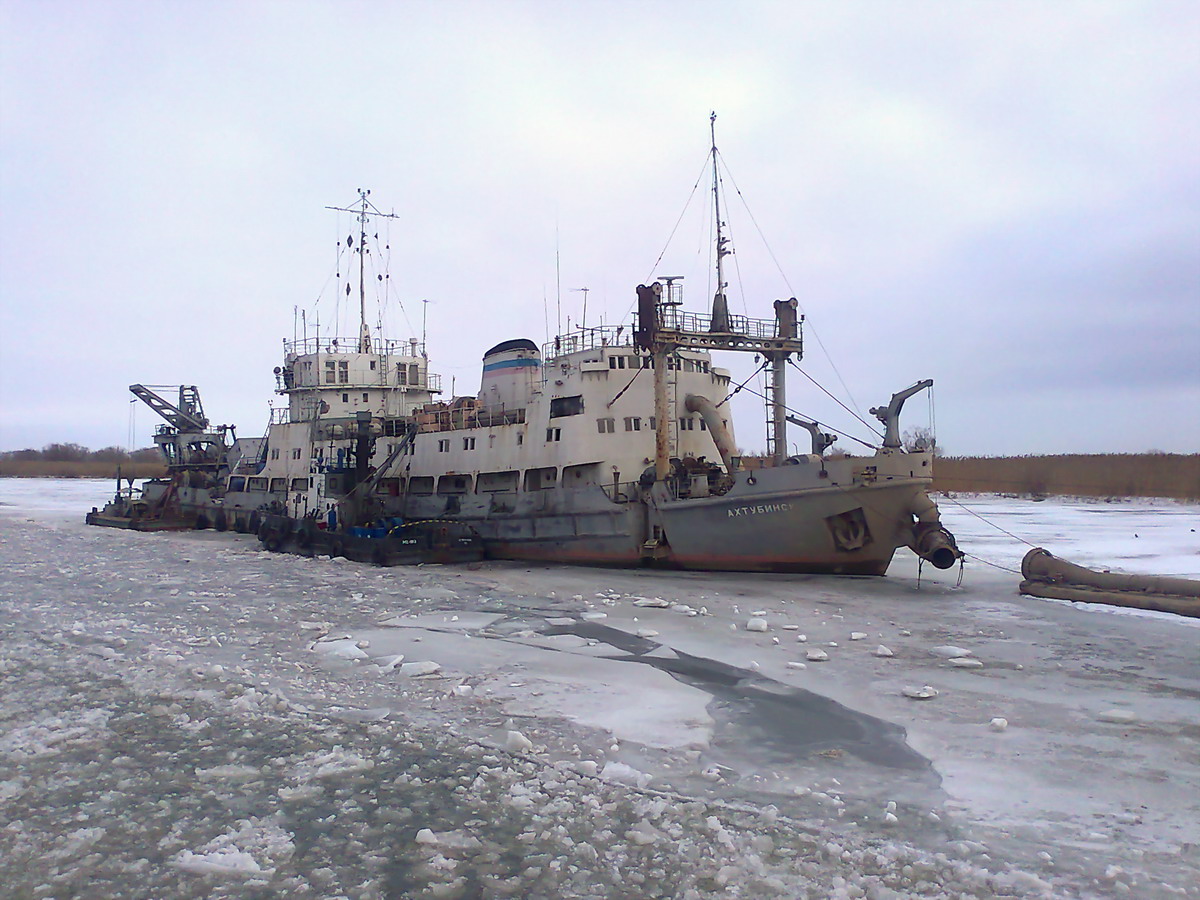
[624,417,641,432]
[597,417,615,434]
[338,361,349,383]
[550,395,584,418]
[437,439,450,452]
[546,427,562,442]
[463,437,476,450]
[325,360,336,384]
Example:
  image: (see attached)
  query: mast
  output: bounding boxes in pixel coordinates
[357,189,369,352]
[709,112,731,333]
[325,189,402,354]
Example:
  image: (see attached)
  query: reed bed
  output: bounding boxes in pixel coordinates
[0,460,168,480]
[933,453,1199,500]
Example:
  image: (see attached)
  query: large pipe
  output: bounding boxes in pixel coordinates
[685,394,738,474]
[907,492,962,569]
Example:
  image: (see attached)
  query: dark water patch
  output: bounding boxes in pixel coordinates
[541,619,935,775]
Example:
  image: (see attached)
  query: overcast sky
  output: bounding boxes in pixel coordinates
[2,0,1197,457]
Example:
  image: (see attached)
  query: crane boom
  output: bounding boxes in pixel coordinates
[129,384,210,432]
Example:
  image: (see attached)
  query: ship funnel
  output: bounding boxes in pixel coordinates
[478,339,540,421]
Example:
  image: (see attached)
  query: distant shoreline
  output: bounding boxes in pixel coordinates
[2,453,1195,500]
[0,462,167,480]
[933,453,1198,501]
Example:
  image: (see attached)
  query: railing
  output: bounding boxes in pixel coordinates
[269,407,291,425]
[542,325,631,361]
[283,336,427,357]
[655,308,781,340]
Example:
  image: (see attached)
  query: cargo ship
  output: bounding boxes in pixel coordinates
[91,120,961,574]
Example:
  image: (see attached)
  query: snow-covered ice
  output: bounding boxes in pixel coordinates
[1,479,1198,898]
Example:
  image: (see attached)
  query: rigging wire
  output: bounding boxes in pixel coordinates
[606,366,644,408]
[712,358,769,407]
[736,382,880,451]
[937,494,1040,549]
[645,154,712,285]
[716,150,865,416]
[787,359,884,439]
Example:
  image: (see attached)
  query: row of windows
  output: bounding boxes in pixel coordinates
[435,435,485,452]
[607,355,711,373]
[269,447,307,460]
[596,416,711,433]
[228,475,310,493]
[322,360,423,386]
[429,415,719,449]
[387,463,601,497]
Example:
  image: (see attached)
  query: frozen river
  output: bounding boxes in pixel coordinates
[1,478,1198,899]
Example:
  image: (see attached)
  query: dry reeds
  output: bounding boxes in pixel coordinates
[933,453,1199,500]
[0,460,168,480]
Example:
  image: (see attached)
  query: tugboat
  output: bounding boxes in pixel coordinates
[94,119,961,575]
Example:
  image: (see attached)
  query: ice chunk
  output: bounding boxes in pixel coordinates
[635,628,659,638]
[1097,709,1138,724]
[902,685,939,699]
[745,617,768,632]
[849,632,867,641]
[989,717,1009,732]
[399,661,441,677]
[312,638,368,660]
[505,730,534,753]
[633,597,672,608]
[949,657,984,668]
[930,645,972,658]
[806,649,829,662]
[373,654,405,672]
[874,645,894,657]
[174,847,270,877]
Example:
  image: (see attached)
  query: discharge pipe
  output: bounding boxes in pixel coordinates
[907,492,962,569]
[684,394,738,474]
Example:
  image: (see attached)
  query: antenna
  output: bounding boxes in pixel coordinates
[555,223,562,337]
[571,287,590,329]
[325,189,401,353]
[709,111,731,333]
